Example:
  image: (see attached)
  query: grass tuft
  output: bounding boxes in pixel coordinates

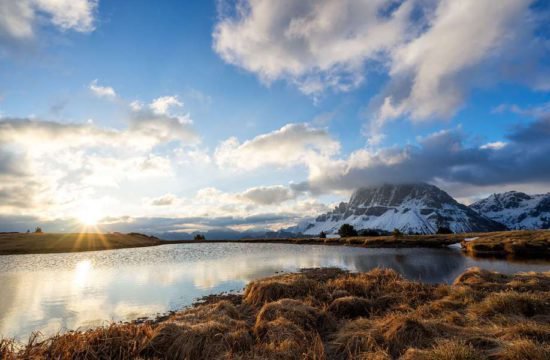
[3,267,549,359]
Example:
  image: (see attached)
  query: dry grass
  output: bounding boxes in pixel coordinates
[461,230,550,258]
[3,267,549,359]
[0,232,162,255]
[230,230,550,259]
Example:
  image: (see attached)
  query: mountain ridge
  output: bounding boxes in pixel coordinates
[291,183,506,235]
[470,191,550,230]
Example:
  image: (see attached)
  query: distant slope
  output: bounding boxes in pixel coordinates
[470,191,550,230]
[292,183,506,235]
[0,232,162,255]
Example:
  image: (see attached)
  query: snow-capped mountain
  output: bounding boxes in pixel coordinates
[470,191,550,230]
[293,183,506,235]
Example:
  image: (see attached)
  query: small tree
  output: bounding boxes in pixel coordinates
[26,229,30,233]
[35,226,43,233]
[392,228,402,238]
[338,224,358,238]
[194,234,206,241]
[436,226,453,234]
[319,231,327,239]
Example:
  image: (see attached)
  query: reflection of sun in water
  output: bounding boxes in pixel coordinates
[74,260,92,286]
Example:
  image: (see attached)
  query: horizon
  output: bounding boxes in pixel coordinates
[1,0,550,234]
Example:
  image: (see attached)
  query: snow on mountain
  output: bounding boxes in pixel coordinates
[293,183,506,235]
[470,191,550,230]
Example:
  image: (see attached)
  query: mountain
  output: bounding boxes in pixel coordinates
[470,191,550,230]
[292,183,506,235]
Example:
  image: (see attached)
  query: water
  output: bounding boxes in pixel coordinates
[1,242,548,340]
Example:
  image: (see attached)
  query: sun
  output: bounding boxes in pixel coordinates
[77,208,102,227]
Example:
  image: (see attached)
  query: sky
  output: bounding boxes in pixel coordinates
[0,0,549,234]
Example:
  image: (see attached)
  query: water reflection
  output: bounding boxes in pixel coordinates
[0,243,548,340]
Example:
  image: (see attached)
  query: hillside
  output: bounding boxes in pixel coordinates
[0,232,162,255]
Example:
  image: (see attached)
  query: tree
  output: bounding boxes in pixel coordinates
[26,229,30,233]
[35,227,43,233]
[338,224,358,238]
[194,234,206,241]
[392,228,402,238]
[436,226,453,234]
[319,231,327,239]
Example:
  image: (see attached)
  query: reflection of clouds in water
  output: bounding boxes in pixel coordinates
[1,243,548,340]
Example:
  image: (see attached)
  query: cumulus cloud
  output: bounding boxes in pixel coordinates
[0,0,97,41]
[89,80,116,98]
[214,123,339,169]
[493,101,550,119]
[374,0,541,124]
[214,0,412,94]
[301,116,550,194]
[214,0,550,124]
[150,194,177,206]
[238,185,298,205]
[149,96,183,115]
[0,112,197,218]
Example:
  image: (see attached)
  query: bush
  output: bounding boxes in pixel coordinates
[338,224,358,238]
[436,227,453,234]
[392,228,402,238]
[35,227,43,233]
[194,234,206,241]
[359,229,381,237]
[319,231,327,239]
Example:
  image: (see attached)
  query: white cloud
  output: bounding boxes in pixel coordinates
[376,0,535,123]
[34,0,97,32]
[149,96,183,115]
[0,0,97,40]
[214,0,549,125]
[214,123,339,170]
[238,185,297,205]
[480,141,507,150]
[213,0,412,94]
[150,194,177,206]
[89,79,117,98]
[0,114,197,218]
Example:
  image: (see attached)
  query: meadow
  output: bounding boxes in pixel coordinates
[0,232,162,255]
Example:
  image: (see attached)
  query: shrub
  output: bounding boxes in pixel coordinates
[34,227,43,233]
[392,228,402,238]
[319,231,327,239]
[338,224,358,238]
[436,227,453,234]
[194,234,206,241]
[359,229,381,237]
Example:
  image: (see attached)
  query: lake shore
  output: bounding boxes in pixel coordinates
[0,230,549,258]
[0,232,162,255]
[2,267,549,359]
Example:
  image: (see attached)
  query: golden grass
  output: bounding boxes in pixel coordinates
[3,267,549,359]
[237,229,550,259]
[0,232,162,255]
[461,230,550,258]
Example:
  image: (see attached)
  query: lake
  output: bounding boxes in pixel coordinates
[1,242,549,340]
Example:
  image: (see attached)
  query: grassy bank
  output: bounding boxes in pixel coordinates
[233,230,550,258]
[0,232,162,255]
[462,230,550,259]
[1,230,548,258]
[2,267,549,359]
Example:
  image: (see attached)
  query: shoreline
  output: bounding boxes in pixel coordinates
[2,267,549,359]
[0,230,548,259]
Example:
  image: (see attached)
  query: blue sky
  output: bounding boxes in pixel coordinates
[0,0,549,234]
